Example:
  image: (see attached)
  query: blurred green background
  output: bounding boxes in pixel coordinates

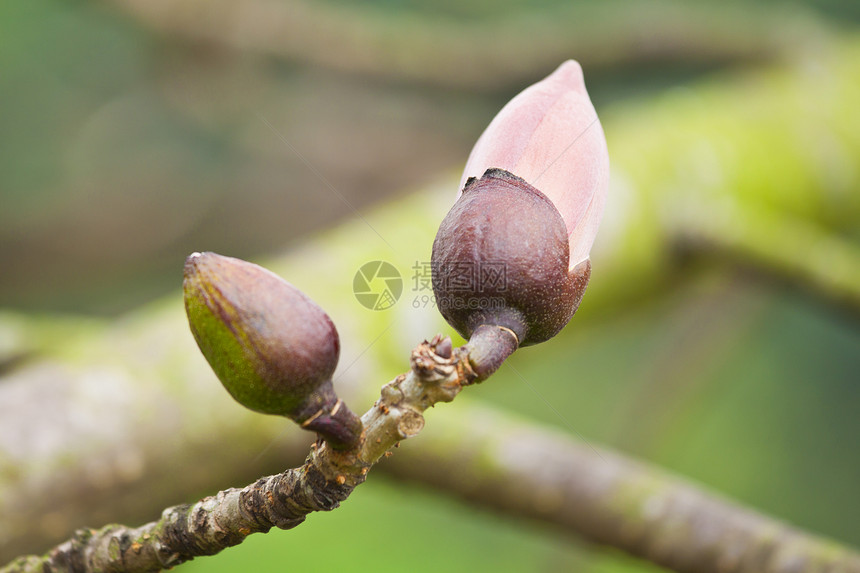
[2,0,859,571]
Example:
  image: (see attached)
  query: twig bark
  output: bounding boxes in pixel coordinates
[0,335,478,572]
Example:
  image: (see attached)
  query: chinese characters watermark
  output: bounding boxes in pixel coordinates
[354,260,508,311]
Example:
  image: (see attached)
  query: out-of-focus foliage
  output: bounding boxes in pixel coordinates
[2,0,853,314]
[0,0,481,313]
[2,1,860,572]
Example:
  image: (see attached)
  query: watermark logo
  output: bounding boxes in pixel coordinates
[411,260,507,310]
[353,260,509,311]
[353,261,403,311]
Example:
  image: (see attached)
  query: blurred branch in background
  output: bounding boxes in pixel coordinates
[592,37,860,317]
[108,0,825,89]
[386,403,860,573]
[675,202,860,317]
[0,0,851,315]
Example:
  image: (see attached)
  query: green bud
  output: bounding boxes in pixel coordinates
[183,252,361,449]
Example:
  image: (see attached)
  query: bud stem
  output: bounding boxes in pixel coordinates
[465,324,520,382]
[302,399,363,450]
[292,379,363,450]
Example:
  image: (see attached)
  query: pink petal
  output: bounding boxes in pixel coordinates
[459,60,610,267]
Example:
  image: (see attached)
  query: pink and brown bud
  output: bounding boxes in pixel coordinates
[183,252,362,449]
[432,60,609,347]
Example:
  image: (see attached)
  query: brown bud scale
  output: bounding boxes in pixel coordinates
[431,169,591,346]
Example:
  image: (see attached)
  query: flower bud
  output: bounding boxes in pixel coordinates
[432,60,608,346]
[183,252,361,449]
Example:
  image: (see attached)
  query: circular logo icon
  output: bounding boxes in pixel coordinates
[353,261,403,311]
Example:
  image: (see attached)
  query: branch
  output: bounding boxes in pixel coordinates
[673,201,860,315]
[0,335,484,572]
[108,0,819,89]
[385,402,860,573]
[4,329,860,573]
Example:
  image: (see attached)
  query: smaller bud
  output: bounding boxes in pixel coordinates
[183,252,362,450]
